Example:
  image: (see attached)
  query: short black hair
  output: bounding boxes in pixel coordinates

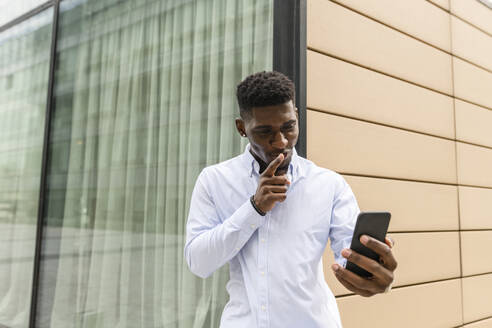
[236,71,295,119]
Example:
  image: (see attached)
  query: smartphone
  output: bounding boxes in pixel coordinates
[345,211,391,278]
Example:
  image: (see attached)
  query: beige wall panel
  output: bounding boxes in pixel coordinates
[307,0,453,94]
[452,16,492,72]
[324,232,460,296]
[344,175,459,231]
[459,186,492,229]
[307,110,457,184]
[429,0,450,11]
[337,279,463,328]
[463,317,492,328]
[390,232,460,285]
[461,231,492,276]
[454,57,492,110]
[451,0,492,35]
[457,142,492,188]
[307,51,455,138]
[462,274,492,323]
[456,99,492,148]
[331,0,451,51]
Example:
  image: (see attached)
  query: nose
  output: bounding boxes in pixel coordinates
[271,131,288,148]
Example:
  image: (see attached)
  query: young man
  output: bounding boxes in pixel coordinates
[184,71,397,327]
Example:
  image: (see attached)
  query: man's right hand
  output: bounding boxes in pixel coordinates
[253,153,291,214]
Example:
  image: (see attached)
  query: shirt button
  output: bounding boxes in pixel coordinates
[260,271,265,275]
[235,248,240,251]
[260,238,265,242]
[261,305,266,311]
[250,224,255,229]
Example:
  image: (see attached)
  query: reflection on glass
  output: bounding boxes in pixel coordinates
[0,0,49,27]
[38,0,273,327]
[0,8,53,328]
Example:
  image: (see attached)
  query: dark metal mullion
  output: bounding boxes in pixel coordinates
[273,0,307,158]
[0,1,55,33]
[29,1,61,327]
[295,0,307,158]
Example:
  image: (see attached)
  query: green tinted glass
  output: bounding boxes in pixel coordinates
[0,8,53,328]
[37,0,272,327]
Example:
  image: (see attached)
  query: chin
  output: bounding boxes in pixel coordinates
[277,160,291,172]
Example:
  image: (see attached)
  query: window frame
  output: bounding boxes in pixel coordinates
[273,0,307,158]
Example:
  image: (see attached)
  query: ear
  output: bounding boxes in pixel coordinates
[235,118,246,137]
[295,107,299,120]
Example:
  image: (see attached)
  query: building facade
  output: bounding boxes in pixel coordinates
[308,1,492,327]
[0,0,491,327]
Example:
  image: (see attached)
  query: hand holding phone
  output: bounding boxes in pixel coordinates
[331,211,397,297]
[345,211,391,277]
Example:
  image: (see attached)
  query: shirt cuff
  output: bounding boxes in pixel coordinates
[225,198,268,234]
[336,239,352,268]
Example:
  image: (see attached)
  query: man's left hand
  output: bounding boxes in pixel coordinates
[331,235,397,297]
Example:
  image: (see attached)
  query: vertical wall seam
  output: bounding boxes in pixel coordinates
[448,2,466,324]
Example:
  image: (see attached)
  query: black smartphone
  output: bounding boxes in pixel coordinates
[345,211,391,278]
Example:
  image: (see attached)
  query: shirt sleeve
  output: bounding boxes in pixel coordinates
[184,168,267,278]
[329,175,360,267]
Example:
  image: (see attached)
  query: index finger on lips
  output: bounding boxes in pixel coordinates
[262,153,284,177]
[360,235,398,271]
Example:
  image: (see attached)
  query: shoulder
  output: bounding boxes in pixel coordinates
[198,153,244,184]
[297,156,347,188]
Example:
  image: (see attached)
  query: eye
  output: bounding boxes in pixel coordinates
[283,124,296,131]
[256,130,271,136]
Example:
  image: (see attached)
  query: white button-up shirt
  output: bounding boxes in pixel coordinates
[184,143,360,328]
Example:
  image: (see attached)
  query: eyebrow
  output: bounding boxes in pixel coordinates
[253,119,296,130]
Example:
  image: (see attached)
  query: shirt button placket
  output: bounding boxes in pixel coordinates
[258,212,270,328]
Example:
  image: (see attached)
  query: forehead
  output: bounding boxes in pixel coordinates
[248,101,297,127]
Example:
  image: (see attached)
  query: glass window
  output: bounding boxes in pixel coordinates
[478,0,492,8]
[37,0,273,327]
[0,0,49,27]
[0,8,53,328]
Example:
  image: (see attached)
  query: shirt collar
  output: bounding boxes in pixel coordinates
[241,143,303,181]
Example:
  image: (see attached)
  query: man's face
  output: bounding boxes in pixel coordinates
[236,100,299,175]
